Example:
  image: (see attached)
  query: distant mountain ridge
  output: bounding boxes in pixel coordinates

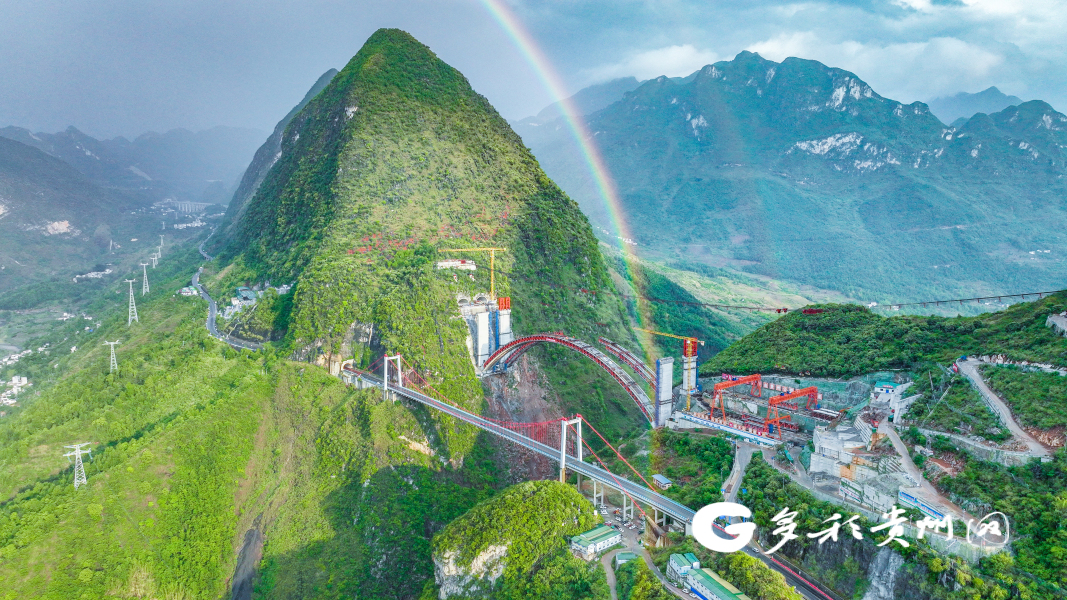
[513,76,642,126]
[927,86,1025,127]
[210,69,337,252]
[0,124,266,204]
[516,51,1067,302]
[0,136,151,293]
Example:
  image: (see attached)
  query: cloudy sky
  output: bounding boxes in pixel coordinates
[1,0,1064,138]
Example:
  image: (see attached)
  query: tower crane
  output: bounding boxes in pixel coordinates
[634,328,704,410]
[440,247,507,300]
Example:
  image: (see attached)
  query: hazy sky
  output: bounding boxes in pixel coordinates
[1,0,1064,138]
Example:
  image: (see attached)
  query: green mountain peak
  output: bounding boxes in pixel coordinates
[220,29,641,456]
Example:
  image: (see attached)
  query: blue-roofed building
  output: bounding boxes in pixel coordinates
[667,553,697,582]
[652,473,673,489]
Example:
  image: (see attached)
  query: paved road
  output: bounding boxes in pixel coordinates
[878,420,977,523]
[724,442,757,504]
[198,227,215,260]
[600,549,621,600]
[957,358,1048,458]
[636,547,691,599]
[191,269,261,352]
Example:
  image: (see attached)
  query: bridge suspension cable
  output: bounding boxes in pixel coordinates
[483,267,795,313]
[394,356,659,513]
[870,288,1067,310]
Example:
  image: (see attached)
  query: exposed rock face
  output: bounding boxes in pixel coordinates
[433,545,509,598]
[861,548,905,600]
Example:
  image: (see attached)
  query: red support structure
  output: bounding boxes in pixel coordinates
[483,334,655,423]
[710,374,762,419]
[764,386,818,439]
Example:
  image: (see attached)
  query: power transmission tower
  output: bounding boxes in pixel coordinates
[140,263,150,295]
[125,279,139,325]
[104,340,120,373]
[150,253,158,268]
[158,235,164,257]
[63,443,92,489]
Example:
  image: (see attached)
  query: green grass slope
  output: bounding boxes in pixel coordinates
[0,246,527,599]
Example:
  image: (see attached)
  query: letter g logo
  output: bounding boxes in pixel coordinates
[692,502,756,553]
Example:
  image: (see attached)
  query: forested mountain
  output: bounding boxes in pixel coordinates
[211,69,338,251]
[516,51,1067,303]
[0,124,265,204]
[215,28,646,435]
[0,136,157,294]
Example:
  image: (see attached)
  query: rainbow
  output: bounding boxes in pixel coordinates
[478,0,655,332]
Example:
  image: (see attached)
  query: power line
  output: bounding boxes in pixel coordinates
[487,267,792,313]
[871,289,1066,311]
[140,263,150,296]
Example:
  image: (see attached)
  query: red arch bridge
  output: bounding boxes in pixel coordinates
[480,333,663,425]
[341,361,694,533]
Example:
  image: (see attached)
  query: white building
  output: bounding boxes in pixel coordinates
[435,259,477,271]
[667,553,700,582]
[570,525,622,559]
[652,474,673,490]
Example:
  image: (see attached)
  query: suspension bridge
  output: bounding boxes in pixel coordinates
[342,355,695,533]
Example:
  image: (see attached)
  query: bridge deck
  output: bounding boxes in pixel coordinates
[598,337,655,386]
[343,368,694,524]
[483,334,656,423]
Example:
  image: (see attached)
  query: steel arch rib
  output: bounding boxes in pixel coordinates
[484,334,655,423]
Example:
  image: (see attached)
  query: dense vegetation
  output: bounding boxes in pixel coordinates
[424,481,608,599]
[906,367,1010,443]
[648,429,734,509]
[607,253,753,359]
[0,244,514,599]
[981,365,1067,430]
[703,296,1067,377]
[211,28,651,462]
[648,534,801,600]
[938,450,1067,591]
[738,454,1041,599]
[615,559,673,600]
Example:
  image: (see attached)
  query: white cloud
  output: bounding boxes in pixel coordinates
[582,44,719,82]
[746,32,1006,102]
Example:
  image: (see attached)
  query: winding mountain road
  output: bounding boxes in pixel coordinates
[956,358,1048,458]
[191,268,261,352]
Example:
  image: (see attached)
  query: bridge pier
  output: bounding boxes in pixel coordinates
[622,494,634,520]
[592,479,604,506]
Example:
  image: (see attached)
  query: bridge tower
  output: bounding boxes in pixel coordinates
[382,355,402,401]
[558,417,582,483]
[655,357,674,426]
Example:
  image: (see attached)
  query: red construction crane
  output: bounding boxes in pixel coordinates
[709,374,762,419]
[764,386,819,440]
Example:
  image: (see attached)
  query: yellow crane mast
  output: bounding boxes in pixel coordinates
[634,328,704,411]
[440,247,507,300]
